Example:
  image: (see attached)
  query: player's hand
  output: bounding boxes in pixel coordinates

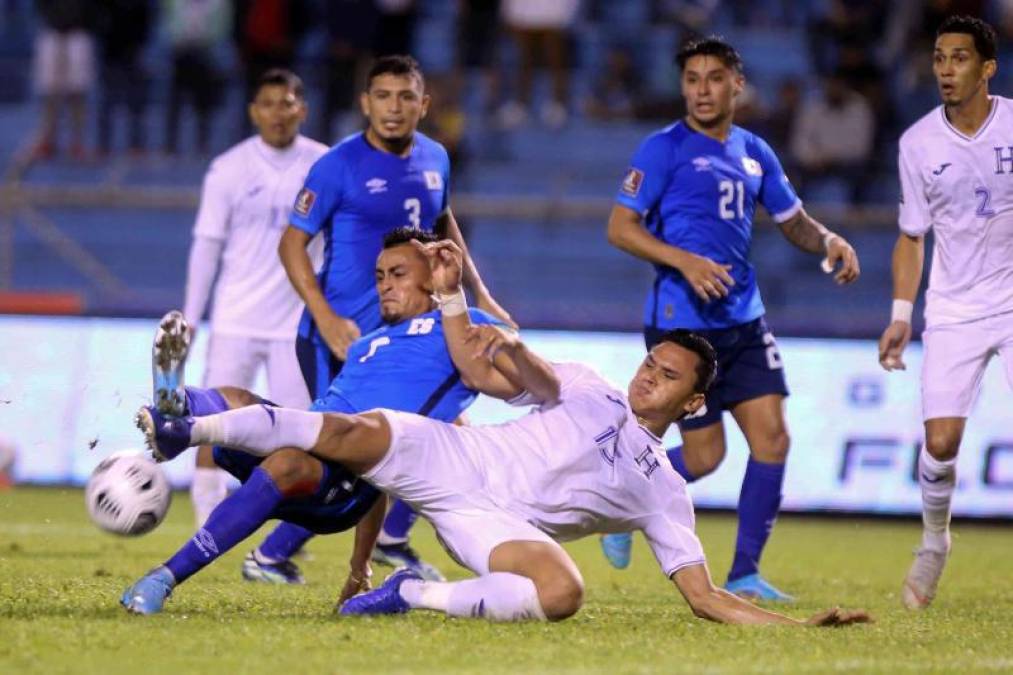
[878,321,911,371]
[823,234,860,285]
[674,252,735,302]
[804,607,873,627]
[336,564,372,608]
[411,239,464,294]
[317,311,361,361]
[465,323,520,361]
[475,291,518,329]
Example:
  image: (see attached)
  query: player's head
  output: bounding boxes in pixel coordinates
[249,68,307,149]
[934,15,997,107]
[376,226,439,323]
[676,36,744,129]
[627,330,716,424]
[361,55,430,152]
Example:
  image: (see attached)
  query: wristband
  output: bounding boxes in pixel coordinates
[891,299,913,324]
[436,288,467,317]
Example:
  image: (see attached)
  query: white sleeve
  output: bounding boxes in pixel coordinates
[192,160,232,241]
[639,476,707,578]
[183,236,224,327]
[898,141,932,236]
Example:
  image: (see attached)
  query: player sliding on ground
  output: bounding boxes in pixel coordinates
[137,240,869,626]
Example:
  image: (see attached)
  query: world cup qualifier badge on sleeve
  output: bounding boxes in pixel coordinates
[621,167,644,197]
[294,187,316,217]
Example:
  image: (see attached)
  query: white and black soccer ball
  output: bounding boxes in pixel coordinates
[85,451,171,536]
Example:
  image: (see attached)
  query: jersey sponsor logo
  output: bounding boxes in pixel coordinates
[366,177,388,194]
[692,156,712,172]
[294,187,316,216]
[424,171,443,190]
[932,162,952,176]
[621,167,644,197]
[741,157,764,177]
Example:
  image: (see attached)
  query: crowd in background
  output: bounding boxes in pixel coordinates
[4,0,1013,205]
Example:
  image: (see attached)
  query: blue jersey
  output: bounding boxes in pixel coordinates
[314,308,500,422]
[290,131,451,341]
[615,122,801,330]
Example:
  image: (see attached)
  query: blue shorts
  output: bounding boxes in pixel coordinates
[645,317,789,431]
[295,335,344,401]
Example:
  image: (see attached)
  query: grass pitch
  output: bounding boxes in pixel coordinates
[1,487,1011,674]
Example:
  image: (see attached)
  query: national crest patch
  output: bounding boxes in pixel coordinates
[294,188,316,217]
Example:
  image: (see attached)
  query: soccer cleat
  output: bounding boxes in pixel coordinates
[902,547,949,610]
[121,566,176,615]
[135,405,195,462]
[600,533,633,570]
[339,567,420,616]
[152,310,191,417]
[371,542,446,582]
[241,551,305,585]
[725,573,795,603]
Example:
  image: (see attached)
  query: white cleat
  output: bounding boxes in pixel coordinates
[152,310,191,417]
[902,547,949,610]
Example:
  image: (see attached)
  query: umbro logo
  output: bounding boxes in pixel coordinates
[932,163,952,176]
[366,178,388,194]
[692,157,711,172]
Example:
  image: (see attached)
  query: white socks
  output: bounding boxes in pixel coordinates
[191,405,323,457]
[400,573,547,622]
[190,466,228,527]
[918,445,956,553]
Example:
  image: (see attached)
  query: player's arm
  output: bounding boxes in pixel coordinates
[607,204,735,302]
[336,492,387,606]
[878,233,924,371]
[775,208,860,284]
[671,564,870,627]
[437,209,517,328]
[182,163,231,334]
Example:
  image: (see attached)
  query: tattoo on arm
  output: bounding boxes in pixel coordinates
[776,210,829,254]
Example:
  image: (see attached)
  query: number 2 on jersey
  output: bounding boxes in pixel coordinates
[718,180,745,219]
[404,198,422,227]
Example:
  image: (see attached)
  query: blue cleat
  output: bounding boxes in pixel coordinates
[339,567,421,616]
[151,310,191,417]
[371,542,446,581]
[600,533,633,569]
[725,573,795,603]
[134,405,195,462]
[121,566,176,615]
[241,551,305,585]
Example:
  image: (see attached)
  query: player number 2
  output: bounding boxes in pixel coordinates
[404,198,422,227]
[975,187,996,217]
[762,332,783,370]
[718,180,745,219]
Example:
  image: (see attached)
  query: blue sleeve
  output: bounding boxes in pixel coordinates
[467,308,505,327]
[441,149,451,213]
[754,137,801,222]
[290,152,345,236]
[615,132,673,215]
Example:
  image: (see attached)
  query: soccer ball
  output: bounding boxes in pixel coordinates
[85,451,171,536]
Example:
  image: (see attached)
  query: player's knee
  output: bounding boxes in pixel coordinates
[924,430,959,462]
[536,569,584,621]
[216,386,261,409]
[752,427,790,464]
[261,449,320,496]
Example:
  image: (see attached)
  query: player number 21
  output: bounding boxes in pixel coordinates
[404,198,422,227]
[718,180,745,220]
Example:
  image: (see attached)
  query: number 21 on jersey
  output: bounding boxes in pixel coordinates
[718,180,745,219]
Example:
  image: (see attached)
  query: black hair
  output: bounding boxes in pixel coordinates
[366,54,425,90]
[655,330,718,394]
[937,15,998,61]
[382,226,439,249]
[676,36,743,74]
[254,68,305,100]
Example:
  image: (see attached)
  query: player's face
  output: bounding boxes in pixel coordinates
[680,55,743,128]
[627,343,706,422]
[361,73,430,149]
[375,243,435,323]
[249,84,306,149]
[933,33,995,107]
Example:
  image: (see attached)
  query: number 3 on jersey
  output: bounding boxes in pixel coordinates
[718,180,745,219]
[404,198,421,227]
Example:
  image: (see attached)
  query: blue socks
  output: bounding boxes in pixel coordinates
[165,467,282,583]
[381,499,417,543]
[184,386,229,416]
[257,522,314,562]
[665,445,697,483]
[728,458,785,583]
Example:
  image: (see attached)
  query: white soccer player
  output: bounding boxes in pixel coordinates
[141,241,868,627]
[178,69,327,527]
[879,15,1013,610]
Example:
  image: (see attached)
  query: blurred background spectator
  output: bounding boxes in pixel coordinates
[95,0,154,156]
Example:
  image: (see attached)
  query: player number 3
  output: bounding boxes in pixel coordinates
[404,198,422,227]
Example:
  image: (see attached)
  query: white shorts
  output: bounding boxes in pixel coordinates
[364,410,558,575]
[204,334,310,408]
[33,30,95,95]
[921,311,1013,420]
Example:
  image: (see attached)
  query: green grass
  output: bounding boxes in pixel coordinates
[1,488,1011,674]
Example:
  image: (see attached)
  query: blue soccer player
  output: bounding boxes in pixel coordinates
[122,228,506,614]
[603,37,861,601]
[274,54,512,578]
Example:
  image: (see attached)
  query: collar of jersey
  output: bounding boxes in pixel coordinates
[939,96,998,142]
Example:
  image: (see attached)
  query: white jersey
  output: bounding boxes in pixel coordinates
[192,135,327,340]
[898,96,1013,327]
[452,362,705,577]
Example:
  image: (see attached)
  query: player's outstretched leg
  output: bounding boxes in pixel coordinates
[152,310,191,417]
[372,500,445,581]
[903,442,956,609]
[121,566,176,615]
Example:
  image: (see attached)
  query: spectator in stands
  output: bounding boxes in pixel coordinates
[31,0,97,160]
[95,0,155,157]
[456,0,501,116]
[497,0,581,129]
[373,0,417,57]
[789,72,874,206]
[584,45,642,121]
[318,0,377,143]
[163,0,232,156]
